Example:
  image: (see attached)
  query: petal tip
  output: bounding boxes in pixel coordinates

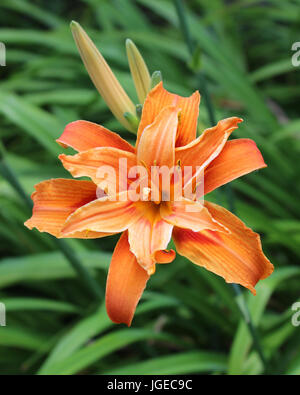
[155,249,176,264]
[56,139,68,149]
[105,303,132,327]
[70,20,79,31]
[24,219,32,230]
[248,285,257,296]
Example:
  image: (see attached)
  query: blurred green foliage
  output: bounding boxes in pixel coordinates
[0,0,300,375]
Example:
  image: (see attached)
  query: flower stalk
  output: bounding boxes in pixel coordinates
[124,111,140,133]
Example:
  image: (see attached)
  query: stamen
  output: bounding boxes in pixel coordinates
[178,110,182,124]
[140,160,148,169]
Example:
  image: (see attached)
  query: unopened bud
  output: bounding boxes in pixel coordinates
[71,21,136,132]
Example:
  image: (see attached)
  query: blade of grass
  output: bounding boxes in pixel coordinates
[2,297,80,314]
[38,329,179,375]
[102,350,228,375]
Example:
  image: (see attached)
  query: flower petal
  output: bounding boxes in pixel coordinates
[160,199,228,232]
[24,179,110,238]
[175,117,243,192]
[175,117,242,198]
[137,82,200,147]
[56,120,135,153]
[128,203,173,272]
[61,191,143,235]
[137,106,179,168]
[106,231,149,326]
[204,138,267,195]
[173,201,274,294]
[154,249,176,264]
[59,147,137,193]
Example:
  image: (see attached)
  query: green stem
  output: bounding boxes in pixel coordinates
[174,0,268,371]
[0,141,102,301]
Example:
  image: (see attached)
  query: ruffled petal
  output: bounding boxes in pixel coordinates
[204,139,267,195]
[175,117,242,193]
[57,120,135,153]
[24,179,110,238]
[59,147,137,193]
[160,199,228,232]
[106,231,149,326]
[137,106,179,169]
[173,201,274,294]
[128,203,173,272]
[137,82,200,147]
[61,191,143,235]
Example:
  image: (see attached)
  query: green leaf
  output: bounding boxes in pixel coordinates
[0,251,111,289]
[103,351,227,375]
[0,326,48,351]
[228,267,300,374]
[2,297,80,314]
[0,92,62,155]
[38,329,178,375]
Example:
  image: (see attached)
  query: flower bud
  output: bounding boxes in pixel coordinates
[126,39,151,104]
[71,21,136,132]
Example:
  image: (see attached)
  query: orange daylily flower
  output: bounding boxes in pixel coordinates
[25,82,274,326]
